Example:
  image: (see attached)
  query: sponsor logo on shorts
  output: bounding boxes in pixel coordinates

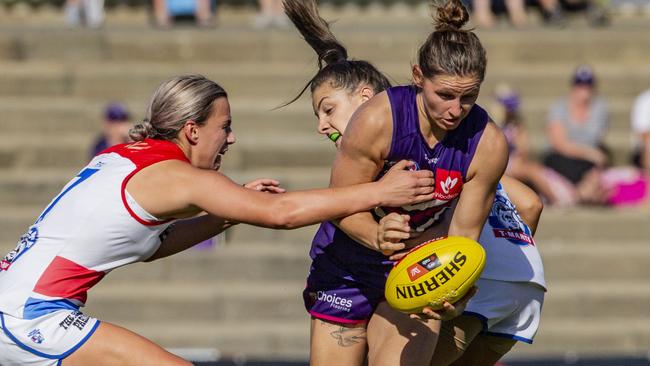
[407,253,441,281]
[316,291,353,313]
[59,311,90,331]
[396,251,467,299]
[28,329,44,344]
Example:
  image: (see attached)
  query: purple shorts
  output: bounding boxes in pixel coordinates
[303,227,394,324]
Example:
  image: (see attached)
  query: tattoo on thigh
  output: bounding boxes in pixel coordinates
[329,326,367,347]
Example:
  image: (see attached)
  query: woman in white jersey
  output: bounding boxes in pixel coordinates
[283,1,546,365]
[0,75,438,366]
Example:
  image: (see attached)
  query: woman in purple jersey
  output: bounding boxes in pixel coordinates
[283,0,526,365]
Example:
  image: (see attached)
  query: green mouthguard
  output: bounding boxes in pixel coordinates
[329,132,341,143]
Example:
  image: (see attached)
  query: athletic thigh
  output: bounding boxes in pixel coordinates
[62,322,192,366]
[310,317,368,366]
[430,315,483,366]
[450,334,516,366]
[367,301,440,366]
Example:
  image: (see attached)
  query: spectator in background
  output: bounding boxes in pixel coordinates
[559,0,609,26]
[543,65,610,204]
[64,0,105,28]
[470,0,564,27]
[253,0,289,29]
[632,89,650,175]
[493,85,576,205]
[152,0,214,28]
[91,102,132,158]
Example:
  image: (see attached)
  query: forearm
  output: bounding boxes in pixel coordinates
[448,189,495,242]
[145,214,233,262]
[267,184,382,229]
[553,141,602,163]
[332,212,380,251]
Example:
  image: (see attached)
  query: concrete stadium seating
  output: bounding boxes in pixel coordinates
[0,4,649,361]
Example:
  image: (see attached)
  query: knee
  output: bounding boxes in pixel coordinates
[516,193,543,226]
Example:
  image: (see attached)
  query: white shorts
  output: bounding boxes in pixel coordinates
[0,310,100,366]
[464,278,545,344]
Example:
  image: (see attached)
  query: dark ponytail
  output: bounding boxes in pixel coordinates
[283,0,347,69]
[418,0,487,82]
[282,0,391,106]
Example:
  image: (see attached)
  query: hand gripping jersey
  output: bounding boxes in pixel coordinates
[0,139,189,320]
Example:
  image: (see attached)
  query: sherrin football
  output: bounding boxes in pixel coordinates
[384,236,486,313]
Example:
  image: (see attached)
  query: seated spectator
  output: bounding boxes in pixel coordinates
[543,65,610,204]
[64,0,105,28]
[559,0,609,26]
[90,103,132,158]
[152,0,215,28]
[632,88,650,175]
[493,85,576,206]
[470,0,564,27]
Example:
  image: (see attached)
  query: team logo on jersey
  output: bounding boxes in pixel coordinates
[407,162,420,171]
[407,253,441,281]
[488,192,534,246]
[28,329,45,344]
[0,226,39,272]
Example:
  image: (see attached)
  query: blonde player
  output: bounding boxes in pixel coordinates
[0,75,438,366]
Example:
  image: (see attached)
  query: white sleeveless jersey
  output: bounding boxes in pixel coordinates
[478,183,546,289]
[0,139,189,319]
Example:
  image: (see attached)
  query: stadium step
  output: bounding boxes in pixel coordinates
[2,203,649,247]
[84,311,650,359]
[0,95,637,137]
[520,318,650,357]
[1,61,649,101]
[1,21,650,66]
[108,318,310,359]
[81,277,650,323]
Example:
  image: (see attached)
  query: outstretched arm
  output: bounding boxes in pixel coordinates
[146,178,287,262]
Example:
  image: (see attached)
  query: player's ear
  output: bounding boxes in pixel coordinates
[359,86,375,103]
[412,65,425,88]
[182,120,199,145]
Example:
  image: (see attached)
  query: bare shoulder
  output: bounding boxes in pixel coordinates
[481,121,508,154]
[127,160,221,218]
[468,120,509,181]
[341,91,393,161]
